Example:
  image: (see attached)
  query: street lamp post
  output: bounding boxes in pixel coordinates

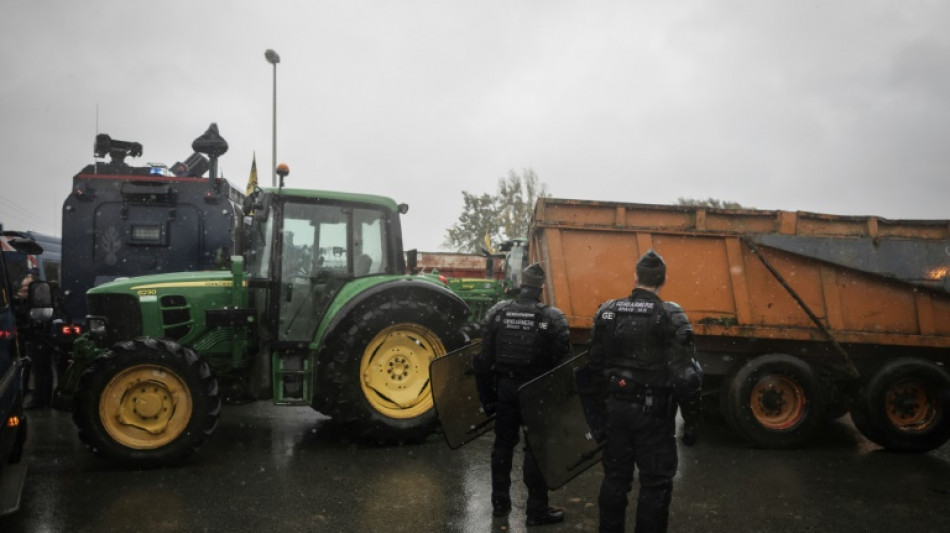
[264,49,281,187]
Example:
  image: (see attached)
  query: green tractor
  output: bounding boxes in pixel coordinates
[56,183,470,466]
[439,239,529,332]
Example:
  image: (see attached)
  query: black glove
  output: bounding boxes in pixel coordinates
[681,421,699,446]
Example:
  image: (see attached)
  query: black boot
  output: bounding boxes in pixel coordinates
[526,506,564,526]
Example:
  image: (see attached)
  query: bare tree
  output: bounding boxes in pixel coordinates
[443,168,549,252]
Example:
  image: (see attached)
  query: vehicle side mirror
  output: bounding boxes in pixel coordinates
[28,281,54,322]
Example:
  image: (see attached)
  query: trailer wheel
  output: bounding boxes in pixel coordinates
[73,338,221,466]
[318,297,465,442]
[724,353,827,448]
[850,358,950,453]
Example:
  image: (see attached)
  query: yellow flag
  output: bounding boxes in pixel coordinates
[483,227,494,254]
[246,153,258,196]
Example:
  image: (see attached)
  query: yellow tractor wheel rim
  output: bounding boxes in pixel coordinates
[99,364,193,450]
[750,375,806,430]
[360,323,446,419]
[885,378,937,432]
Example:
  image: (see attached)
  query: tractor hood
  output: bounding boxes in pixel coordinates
[86,269,242,346]
[88,269,237,296]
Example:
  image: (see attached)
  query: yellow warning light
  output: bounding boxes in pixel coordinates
[6,415,20,428]
[927,267,949,280]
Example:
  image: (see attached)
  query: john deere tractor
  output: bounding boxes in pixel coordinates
[56,176,470,466]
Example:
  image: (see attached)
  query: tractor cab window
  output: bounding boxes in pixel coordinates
[352,208,389,276]
[273,200,392,342]
[281,203,390,279]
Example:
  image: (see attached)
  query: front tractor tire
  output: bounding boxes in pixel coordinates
[318,297,465,442]
[73,338,221,466]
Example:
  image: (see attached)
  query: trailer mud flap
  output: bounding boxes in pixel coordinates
[430,342,494,449]
[518,351,604,490]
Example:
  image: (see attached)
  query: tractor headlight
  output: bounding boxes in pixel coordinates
[87,316,108,338]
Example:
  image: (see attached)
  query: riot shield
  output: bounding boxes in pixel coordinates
[429,341,495,449]
[518,351,604,490]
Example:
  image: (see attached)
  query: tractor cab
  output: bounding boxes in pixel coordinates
[241,185,411,402]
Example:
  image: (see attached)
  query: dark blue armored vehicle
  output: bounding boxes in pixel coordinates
[60,125,243,326]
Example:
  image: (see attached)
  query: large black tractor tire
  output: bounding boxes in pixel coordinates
[317,297,466,442]
[723,353,828,449]
[73,338,221,466]
[849,358,950,453]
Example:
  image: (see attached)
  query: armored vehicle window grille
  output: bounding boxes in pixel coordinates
[160,297,192,340]
[130,224,167,245]
[87,294,142,339]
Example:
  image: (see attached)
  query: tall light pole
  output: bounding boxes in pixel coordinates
[264,49,280,187]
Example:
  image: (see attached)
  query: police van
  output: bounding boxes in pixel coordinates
[0,227,51,515]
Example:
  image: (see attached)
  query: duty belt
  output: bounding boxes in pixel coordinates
[607,375,674,414]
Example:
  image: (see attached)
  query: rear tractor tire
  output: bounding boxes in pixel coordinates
[317,297,465,442]
[850,358,950,453]
[73,338,221,466]
[723,353,828,449]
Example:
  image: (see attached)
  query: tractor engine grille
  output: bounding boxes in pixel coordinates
[87,293,142,342]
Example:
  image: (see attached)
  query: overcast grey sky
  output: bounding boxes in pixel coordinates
[1,0,948,251]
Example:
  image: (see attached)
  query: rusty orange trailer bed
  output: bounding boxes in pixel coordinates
[529,197,950,452]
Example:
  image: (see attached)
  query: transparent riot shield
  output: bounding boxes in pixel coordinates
[518,351,604,490]
[429,341,495,449]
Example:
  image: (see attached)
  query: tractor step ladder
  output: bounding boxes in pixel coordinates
[272,348,313,405]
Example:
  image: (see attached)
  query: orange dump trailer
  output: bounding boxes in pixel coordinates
[529,197,950,452]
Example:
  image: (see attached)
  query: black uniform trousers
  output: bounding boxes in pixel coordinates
[491,375,548,513]
[599,396,678,533]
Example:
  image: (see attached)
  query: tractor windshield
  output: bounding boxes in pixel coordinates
[278,201,391,279]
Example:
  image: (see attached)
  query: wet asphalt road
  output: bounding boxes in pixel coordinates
[2,403,949,533]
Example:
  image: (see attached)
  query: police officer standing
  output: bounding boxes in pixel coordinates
[589,249,702,533]
[474,262,572,526]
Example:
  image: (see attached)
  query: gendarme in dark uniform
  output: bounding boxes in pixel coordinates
[589,249,702,533]
[474,262,572,527]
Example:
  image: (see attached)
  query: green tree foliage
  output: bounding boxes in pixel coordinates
[676,197,747,209]
[443,169,549,252]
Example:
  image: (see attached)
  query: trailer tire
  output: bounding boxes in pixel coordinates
[724,353,828,448]
[318,296,465,442]
[73,338,221,466]
[718,368,742,432]
[850,358,950,453]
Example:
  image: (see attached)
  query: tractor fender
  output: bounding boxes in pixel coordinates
[316,277,470,349]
